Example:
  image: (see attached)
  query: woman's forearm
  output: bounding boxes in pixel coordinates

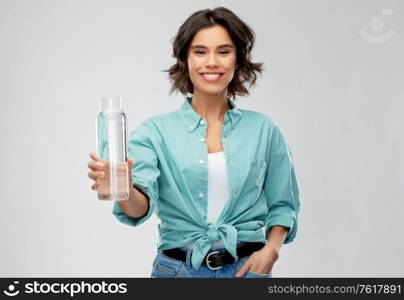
[118,186,149,218]
[263,225,289,253]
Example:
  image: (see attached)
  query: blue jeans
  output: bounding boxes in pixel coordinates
[151,242,273,278]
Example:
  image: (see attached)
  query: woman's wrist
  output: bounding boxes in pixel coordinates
[262,243,280,259]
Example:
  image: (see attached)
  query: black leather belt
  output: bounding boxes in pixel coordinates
[162,242,266,270]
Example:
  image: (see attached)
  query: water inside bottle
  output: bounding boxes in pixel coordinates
[97,160,130,201]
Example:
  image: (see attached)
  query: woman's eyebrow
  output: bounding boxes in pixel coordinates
[190,44,234,49]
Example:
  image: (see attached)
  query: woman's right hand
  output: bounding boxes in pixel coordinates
[87,152,134,192]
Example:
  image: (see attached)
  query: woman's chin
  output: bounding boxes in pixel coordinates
[195,86,227,96]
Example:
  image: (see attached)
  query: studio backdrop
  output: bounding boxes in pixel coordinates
[0,0,403,277]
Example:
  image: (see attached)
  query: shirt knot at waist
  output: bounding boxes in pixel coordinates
[206,223,221,241]
[190,222,238,270]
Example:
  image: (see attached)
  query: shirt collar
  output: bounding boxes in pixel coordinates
[179,96,242,133]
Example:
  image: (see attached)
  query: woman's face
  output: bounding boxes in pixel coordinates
[187,24,237,97]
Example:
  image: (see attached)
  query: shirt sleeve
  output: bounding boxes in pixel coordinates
[112,121,160,227]
[263,125,301,243]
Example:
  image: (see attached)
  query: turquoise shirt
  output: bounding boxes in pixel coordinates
[112,96,301,270]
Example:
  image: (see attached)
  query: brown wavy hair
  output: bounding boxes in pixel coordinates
[163,7,263,100]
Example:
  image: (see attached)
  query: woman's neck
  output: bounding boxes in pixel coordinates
[190,90,231,123]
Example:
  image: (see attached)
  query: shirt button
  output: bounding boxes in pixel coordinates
[200,137,205,142]
[198,192,204,198]
[189,125,194,130]
[199,159,204,164]
[200,120,205,125]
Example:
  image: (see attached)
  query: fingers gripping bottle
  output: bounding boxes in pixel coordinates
[96,97,130,201]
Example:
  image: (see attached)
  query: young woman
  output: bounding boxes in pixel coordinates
[87,7,300,278]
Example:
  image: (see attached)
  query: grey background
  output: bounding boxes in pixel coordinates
[0,0,403,277]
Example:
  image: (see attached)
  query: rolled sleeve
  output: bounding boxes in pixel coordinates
[112,121,160,227]
[264,125,301,243]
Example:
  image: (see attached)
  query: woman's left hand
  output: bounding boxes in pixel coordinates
[235,246,279,277]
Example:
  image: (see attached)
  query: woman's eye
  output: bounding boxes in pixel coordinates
[194,50,230,55]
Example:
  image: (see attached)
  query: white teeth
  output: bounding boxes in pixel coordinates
[202,74,221,79]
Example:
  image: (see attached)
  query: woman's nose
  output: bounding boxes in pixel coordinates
[205,53,219,67]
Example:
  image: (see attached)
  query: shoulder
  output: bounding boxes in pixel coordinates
[142,109,178,130]
[130,110,178,141]
[239,108,282,132]
[239,108,288,150]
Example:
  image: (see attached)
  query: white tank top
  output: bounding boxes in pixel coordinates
[183,151,230,250]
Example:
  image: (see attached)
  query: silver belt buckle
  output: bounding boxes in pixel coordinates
[205,250,223,270]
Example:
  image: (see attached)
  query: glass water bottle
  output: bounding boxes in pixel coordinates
[96,97,130,201]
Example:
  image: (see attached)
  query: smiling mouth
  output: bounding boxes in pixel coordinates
[200,73,225,82]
